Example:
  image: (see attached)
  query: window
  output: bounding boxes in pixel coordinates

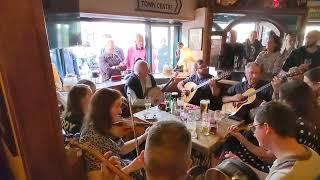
[232,23,256,43]
[56,21,181,79]
[151,26,174,73]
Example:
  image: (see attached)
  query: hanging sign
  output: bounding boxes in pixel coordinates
[308,7,320,20]
[136,0,182,14]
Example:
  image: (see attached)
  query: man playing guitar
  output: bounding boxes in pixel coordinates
[177,60,222,110]
[222,62,273,122]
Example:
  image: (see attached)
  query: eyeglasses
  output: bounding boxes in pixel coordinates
[249,123,265,133]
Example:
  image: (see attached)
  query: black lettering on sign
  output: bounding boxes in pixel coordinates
[137,0,182,14]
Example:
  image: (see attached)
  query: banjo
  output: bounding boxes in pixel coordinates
[206,159,259,180]
[145,73,178,105]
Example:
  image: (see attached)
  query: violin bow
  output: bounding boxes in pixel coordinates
[127,92,140,157]
[67,139,131,180]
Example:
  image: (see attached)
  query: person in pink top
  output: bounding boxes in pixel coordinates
[125,34,156,72]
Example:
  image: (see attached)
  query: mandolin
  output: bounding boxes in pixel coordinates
[182,72,231,103]
[66,139,132,180]
[222,71,302,116]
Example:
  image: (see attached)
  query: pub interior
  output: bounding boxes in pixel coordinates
[1,0,320,179]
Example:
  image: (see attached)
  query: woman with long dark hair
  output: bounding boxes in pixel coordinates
[80,88,147,179]
[255,34,284,81]
[62,84,92,134]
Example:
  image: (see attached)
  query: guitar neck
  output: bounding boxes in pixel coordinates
[247,83,272,97]
[195,76,224,89]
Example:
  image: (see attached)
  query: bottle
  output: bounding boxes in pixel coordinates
[170,92,178,115]
[165,93,172,112]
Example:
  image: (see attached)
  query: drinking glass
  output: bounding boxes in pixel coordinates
[200,99,210,116]
[214,110,224,122]
[187,112,197,139]
[144,97,152,110]
[202,112,210,136]
[209,112,217,135]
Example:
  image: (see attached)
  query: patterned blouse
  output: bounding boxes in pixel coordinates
[80,123,125,172]
[296,117,320,154]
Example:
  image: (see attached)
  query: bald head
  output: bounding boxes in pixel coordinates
[306,30,320,48]
[134,60,149,78]
[144,121,192,179]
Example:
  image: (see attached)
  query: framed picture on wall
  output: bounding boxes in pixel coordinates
[188,28,203,50]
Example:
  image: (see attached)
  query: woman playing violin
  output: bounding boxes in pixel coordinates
[80,88,148,179]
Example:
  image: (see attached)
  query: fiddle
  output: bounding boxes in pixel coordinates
[111,118,153,139]
[112,119,153,128]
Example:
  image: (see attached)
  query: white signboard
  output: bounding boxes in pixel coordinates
[136,0,182,14]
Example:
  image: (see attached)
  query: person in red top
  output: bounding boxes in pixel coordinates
[125,34,155,72]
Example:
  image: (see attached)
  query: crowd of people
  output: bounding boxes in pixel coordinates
[58,29,320,180]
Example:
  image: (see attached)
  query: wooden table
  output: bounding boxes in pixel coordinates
[133,106,243,156]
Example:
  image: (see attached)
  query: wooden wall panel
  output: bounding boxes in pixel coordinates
[0,0,68,179]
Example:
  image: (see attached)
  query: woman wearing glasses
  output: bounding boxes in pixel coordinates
[221,80,320,173]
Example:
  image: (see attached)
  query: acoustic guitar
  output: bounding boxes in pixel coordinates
[222,71,302,116]
[66,139,132,180]
[182,72,231,103]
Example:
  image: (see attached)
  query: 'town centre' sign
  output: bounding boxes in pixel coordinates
[136,0,182,14]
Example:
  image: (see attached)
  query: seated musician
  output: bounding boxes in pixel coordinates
[124,60,158,108]
[101,120,193,180]
[225,80,320,173]
[222,62,273,121]
[177,59,222,110]
[237,102,320,179]
[80,88,147,179]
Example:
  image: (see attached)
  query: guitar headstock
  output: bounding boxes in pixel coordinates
[283,68,303,79]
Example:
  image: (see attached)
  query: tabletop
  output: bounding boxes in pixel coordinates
[133,106,244,156]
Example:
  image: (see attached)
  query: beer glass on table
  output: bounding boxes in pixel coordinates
[200,99,210,118]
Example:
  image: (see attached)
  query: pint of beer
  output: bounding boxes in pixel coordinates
[200,99,210,115]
